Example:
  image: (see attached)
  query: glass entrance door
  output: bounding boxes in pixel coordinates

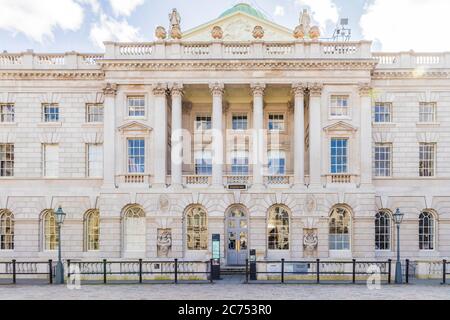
[226,207,248,266]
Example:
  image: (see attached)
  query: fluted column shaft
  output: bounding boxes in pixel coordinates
[210,83,224,187]
[251,83,266,187]
[293,83,306,186]
[170,83,183,187]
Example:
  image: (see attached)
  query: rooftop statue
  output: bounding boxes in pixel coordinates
[169,8,182,40]
[299,9,311,33]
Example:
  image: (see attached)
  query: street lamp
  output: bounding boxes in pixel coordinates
[54,206,66,284]
[393,208,404,284]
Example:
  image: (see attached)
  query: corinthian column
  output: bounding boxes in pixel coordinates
[251,83,266,188]
[209,82,224,187]
[102,83,117,188]
[153,83,168,188]
[170,83,183,188]
[292,83,306,187]
[308,83,323,186]
[359,83,373,185]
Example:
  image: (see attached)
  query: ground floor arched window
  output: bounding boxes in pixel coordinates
[375,211,391,251]
[123,205,146,253]
[329,206,351,250]
[267,205,290,250]
[0,210,14,250]
[42,210,58,251]
[84,209,100,251]
[419,211,435,250]
[186,206,208,250]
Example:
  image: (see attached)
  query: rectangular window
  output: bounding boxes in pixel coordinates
[374,102,392,123]
[374,143,392,177]
[86,104,104,123]
[419,143,435,177]
[268,114,285,131]
[0,104,15,123]
[127,139,145,173]
[42,104,59,122]
[419,102,436,123]
[231,151,249,175]
[330,138,348,174]
[232,114,248,130]
[127,96,145,117]
[0,144,14,177]
[195,115,212,131]
[43,144,59,178]
[87,144,103,177]
[268,152,286,175]
[330,95,349,117]
[195,151,212,175]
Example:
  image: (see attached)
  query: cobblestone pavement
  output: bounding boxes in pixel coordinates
[0,279,449,300]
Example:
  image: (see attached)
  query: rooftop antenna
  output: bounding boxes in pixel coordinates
[332,18,351,41]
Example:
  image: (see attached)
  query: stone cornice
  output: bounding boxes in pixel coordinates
[98,59,377,71]
[0,70,104,80]
[372,70,450,79]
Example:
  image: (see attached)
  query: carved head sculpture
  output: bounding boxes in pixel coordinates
[211,26,223,40]
[155,26,167,40]
[171,25,182,40]
[309,26,320,40]
[293,24,305,39]
[252,26,264,39]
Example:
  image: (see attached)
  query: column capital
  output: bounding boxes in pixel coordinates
[152,83,168,97]
[308,82,323,97]
[358,82,372,96]
[250,83,266,97]
[169,82,184,97]
[103,83,117,97]
[209,82,225,97]
[292,82,307,97]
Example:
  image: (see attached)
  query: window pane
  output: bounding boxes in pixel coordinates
[419,102,436,123]
[187,207,208,250]
[0,104,15,123]
[128,139,145,173]
[374,102,392,123]
[268,114,285,131]
[330,95,349,117]
[329,207,351,250]
[375,211,391,250]
[0,211,14,250]
[267,206,289,250]
[195,115,212,131]
[0,144,14,177]
[330,138,348,174]
[419,143,435,177]
[86,104,104,122]
[42,104,59,122]
[128,97,145,117]
[374,144,392,177]
[232,114,248,130]
[88,144,103,177]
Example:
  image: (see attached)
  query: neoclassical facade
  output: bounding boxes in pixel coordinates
[0,4,449,266]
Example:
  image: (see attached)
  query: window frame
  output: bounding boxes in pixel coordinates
[42,144,59,178]
[419,102,437,123]
[0,143,14,177]
[0,104,15,123]
[419,211,436,251]
[267,205,290,251]
[330,138,349,174]
[329,206,352,251]
[84,209,100,252]
[127,138,145,174]
[123,205,146,253]
[329,95,350,119]
[194,150,212,176]
[373,102,392,123]
[42,210,58,251]
[195,114,212,132]
[267,113,286,132]
[267,150,286,175]
[419,142,436,177]
[42,103,60,123]
[375,211,392,251]
[0,210,14,251]
[127,96,146,118]
[86,103,104,123]
[186,206,208,251]
[230,150,249,176]
[232,113,248,131]
[86,143,103,178]
[374,143,393,177]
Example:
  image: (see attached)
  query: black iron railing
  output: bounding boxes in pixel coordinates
[67,259,213,284]
[0,260,54,284]
[443,259,449,284]
[245,259,392,284]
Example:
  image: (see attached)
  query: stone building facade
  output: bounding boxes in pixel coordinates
[0,4,449,267]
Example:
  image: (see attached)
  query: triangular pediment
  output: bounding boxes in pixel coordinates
[183,11,293,42]
[118,121,152,133]
[323,121,358,134]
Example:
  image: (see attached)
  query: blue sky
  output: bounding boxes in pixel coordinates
[0,0,448,53]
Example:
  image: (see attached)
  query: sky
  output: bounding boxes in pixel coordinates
[0,0,448,53]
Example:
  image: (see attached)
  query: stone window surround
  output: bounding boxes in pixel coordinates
[123,93,148,121]
[329,93,352,120]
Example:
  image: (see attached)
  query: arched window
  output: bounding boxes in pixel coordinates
[186,206,208,250]
[375,211,391,250]
[419,211,435,250]
[123,206,146,253]
[0,210,14,250]
[84,210,100,251]
[267,206,290,250]
[43,210,58,251]
[329,206,351,250]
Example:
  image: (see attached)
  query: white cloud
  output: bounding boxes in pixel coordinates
[108,0,145,16]
[90,14,143,48]
[77,0,100,14]
[361,0,450,51]
[0,0,84,42]
[295,0,339,29]
[274,5,285,17]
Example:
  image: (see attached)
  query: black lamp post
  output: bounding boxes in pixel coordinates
[393,208,404,284]
[54,206,66,284]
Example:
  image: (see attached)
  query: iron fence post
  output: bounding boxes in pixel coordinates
[352,259,356,284]
[316,259,320,284]
[49,260,53,284]
[281,259,285,284]
[12,259,16,284]
[67,259,71,279]
[210,259,214,283]
[174,258,178,284]
[443,259,447,284]
[405,259,409,284]
[139,259,143,284]
[103,259,107,284]
[388,259,392,284]
[245,259,249,284]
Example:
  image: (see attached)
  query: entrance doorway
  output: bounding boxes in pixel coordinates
[226,206,248,266]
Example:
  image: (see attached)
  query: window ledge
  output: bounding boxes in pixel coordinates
[37,122,62,128]
[416,122,440,127]
[0,122,18,128]
[372,122,397,127]
[81,123,103,128]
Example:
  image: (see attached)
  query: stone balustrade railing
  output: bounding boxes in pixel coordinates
[373,51,450,69]
[0,50,103,70]
[104,40,373,60]
[322,174,360,186]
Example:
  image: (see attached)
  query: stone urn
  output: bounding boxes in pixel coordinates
[171,26,182,40]
[309,26,320,40]
[155,26,167,40]
[293,24,305,39]
[211,26,223,40]
[252,26,264,39]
